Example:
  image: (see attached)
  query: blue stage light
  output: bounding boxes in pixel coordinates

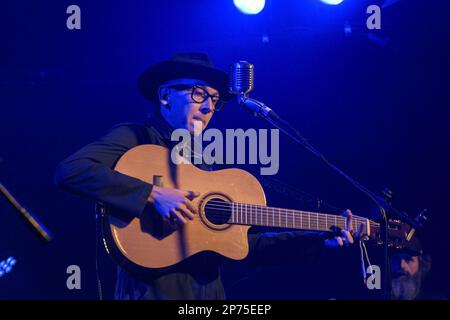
[320,0,344,5]
[233,0,266,15]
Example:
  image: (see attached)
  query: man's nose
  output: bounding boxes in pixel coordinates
[199,99,214,114]
[401,259,411,274]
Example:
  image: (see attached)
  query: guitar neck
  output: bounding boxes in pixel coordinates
[228,202,378,233]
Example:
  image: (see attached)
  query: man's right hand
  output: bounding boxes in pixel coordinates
[147,186,200,227]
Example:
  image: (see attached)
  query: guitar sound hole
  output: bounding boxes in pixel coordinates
[204,198,232,225]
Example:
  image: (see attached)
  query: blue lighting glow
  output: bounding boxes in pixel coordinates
[233,0,266,15]
[320,0,344,5]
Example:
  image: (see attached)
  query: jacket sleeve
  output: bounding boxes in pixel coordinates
[246,229,327,266]
[54,124,153,218]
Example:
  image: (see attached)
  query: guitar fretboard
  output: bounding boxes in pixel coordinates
[227,202,378,233]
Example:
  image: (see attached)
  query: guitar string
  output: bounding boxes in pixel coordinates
[203,201,372,226]
[203,200,374,224]
[197,212,369,231]
[201,201,377,229]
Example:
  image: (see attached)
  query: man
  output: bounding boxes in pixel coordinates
[391,237,445,300]
[55,52,355,300]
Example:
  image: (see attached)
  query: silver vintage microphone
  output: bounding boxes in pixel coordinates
[229,61,254,98]
[229,61,278,119]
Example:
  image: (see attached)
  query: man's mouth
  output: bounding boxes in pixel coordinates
[192,117,204,125]
[392,272,408,279]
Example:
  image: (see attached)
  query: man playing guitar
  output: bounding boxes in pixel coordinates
[55,52,358,300]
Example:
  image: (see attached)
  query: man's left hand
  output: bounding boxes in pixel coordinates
[324,209,357,248]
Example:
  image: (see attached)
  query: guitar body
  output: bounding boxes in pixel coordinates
[101,144,266,270]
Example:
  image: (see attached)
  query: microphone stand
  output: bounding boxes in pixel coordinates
[0,181,53,242]
[238,94,421,300]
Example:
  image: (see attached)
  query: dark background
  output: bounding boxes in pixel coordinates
[1,0,449,299]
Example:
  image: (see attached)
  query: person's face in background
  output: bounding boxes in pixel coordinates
[391,253,421,300]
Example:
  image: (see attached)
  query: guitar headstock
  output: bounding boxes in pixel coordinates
[368,219,418,251]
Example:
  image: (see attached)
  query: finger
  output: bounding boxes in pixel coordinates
[342,230,354,244]
[162,212,172,222]
[356,222,364,238]
[343,209,353,232]
[183,200,197,215]
[168,216,178,228]
[162,212,177,228]
[171,209,187,225]
[342,230,354,245]
[335,237,344,247]
[178,204,195,220]
[184,190,200,200]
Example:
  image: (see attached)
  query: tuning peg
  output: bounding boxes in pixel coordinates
[382,188,393,203]
[415,209,428,226]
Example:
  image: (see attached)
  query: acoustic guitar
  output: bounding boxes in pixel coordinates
[100,145,413,271]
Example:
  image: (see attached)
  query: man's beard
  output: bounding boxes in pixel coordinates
[391,272,422,300]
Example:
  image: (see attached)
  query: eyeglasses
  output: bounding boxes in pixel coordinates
[168,85,225,111]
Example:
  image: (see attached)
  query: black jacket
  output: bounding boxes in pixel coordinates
[55,114,325,300]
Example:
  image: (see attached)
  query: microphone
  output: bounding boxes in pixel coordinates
[229,61,254,97]
[229,61,278,119]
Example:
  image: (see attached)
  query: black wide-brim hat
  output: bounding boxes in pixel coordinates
[138,52,232,103]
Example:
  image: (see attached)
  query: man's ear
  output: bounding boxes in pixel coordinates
[158,85,171,109]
